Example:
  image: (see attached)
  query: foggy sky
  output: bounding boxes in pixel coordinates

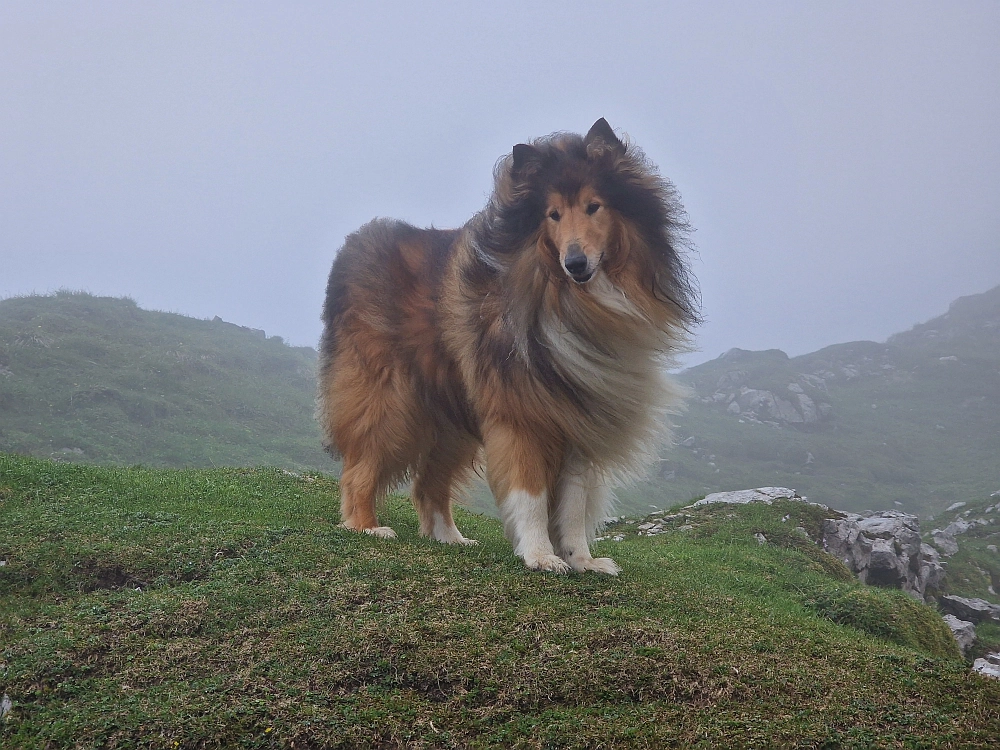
[2,1,998,367]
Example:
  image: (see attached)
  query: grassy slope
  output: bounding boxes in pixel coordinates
[0,291,329,473]
[3,454,998,749]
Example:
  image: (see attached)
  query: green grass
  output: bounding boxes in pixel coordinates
[3,453,998,749]
[0,291,330,473]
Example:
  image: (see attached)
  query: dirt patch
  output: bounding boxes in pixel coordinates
[74,559,149,592]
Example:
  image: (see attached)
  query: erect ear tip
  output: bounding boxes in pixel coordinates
[512,142,540,171]
[585,118,624,153]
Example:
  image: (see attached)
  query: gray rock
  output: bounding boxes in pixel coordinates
[796,393,818,422]
[973,656,1000,680]
[821,510,941,601]
[931,530,960,557]
[690,487,801,507]
[823,517,873,581]
[685,487,943,602]
[943,615,977,655]
[726,401,741,415]
[939,595,1000,624]
[772,396,803,423]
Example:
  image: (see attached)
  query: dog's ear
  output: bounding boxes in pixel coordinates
[512,143,542,175]
[585,118,625,158]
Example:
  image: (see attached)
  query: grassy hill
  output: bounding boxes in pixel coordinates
[0,291,329,473]
[3,453,999,748]
[2,287,999,520]
[642,285,1000,517]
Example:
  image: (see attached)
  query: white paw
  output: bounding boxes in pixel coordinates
[454,536,479,546]
[362,526,397,539]
[570,556,621,575]
[524,553,571,574]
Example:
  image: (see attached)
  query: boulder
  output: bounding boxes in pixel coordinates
[938,595,1000,624]
[943,615,977,655]
[822,510,940,601]
[822,517,873,581]
[931,530,960,557]
[691,487,802,507]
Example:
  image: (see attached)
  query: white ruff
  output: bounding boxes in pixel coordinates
[539,275,682,483]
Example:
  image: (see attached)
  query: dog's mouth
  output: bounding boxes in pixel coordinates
[564,252,602,285]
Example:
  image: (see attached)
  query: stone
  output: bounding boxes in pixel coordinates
[796,393,818,422]
[823,517,873,581]
[868,537,910,588]
[943,615,977,655]
[931,530,960,557]
[726,401,741,415]
[690,487,801,507]
[973,656,1000,680]
[821,510,941,601]
[945,502,967,512]
[938,595,1000,624]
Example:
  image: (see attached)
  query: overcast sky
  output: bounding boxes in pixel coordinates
[2,1,998,367]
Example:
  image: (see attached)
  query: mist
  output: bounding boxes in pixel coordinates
[2,1,998,366]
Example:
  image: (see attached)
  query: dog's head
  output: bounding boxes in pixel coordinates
[509,118,626,285]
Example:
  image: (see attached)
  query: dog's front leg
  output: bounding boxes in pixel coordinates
[501,488,570,573]
[552,456,620,575]
[484,423,570,573]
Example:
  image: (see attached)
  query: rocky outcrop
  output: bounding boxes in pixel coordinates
[929,504,997,557]
[687,487,944,602]
[938,595,1000,624]
[822,510,944,601]
[702,384,832,426]
[943,615,977,655]
[692,487,803,507]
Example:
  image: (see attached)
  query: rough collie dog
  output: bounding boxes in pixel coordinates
[318,119,697,574]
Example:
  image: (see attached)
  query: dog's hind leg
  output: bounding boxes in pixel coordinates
[339,456,397,539]
[552,456,620,575]
[484,424,570,573]
[413,434,479,545]
[327,356,421,540]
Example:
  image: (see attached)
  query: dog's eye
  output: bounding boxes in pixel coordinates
[586,202,601,215]
[548,210,561,221]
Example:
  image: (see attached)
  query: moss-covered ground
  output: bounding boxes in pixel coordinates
[2,454,998,748]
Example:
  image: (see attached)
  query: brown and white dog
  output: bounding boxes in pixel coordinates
[317,119,697,574]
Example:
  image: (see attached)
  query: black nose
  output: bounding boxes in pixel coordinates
[564,247,589,277]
